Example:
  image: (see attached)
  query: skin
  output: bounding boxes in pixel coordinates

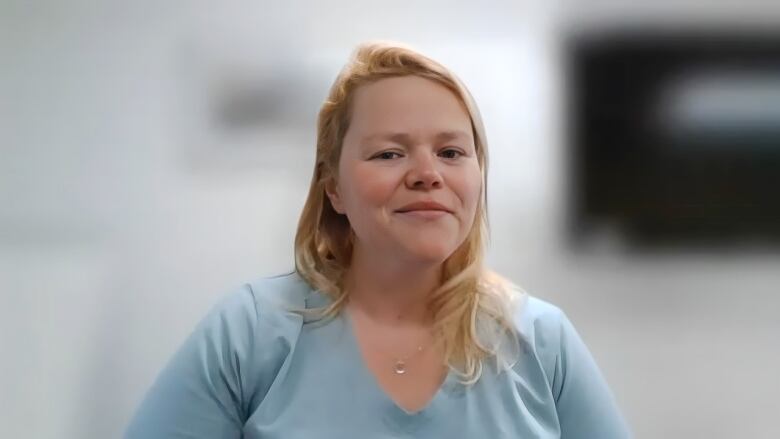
[324,75,483,411]
[326,75,482,322]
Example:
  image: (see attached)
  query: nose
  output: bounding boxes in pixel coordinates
[404,151,442,190]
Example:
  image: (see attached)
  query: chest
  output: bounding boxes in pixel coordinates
[353,325,449,413]
[243,316,561,439]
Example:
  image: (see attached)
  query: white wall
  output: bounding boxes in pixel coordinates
[2,1,779,438]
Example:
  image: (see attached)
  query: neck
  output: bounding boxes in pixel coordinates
[344,243,443,327]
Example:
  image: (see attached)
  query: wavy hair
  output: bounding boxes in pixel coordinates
[294,40,524,384]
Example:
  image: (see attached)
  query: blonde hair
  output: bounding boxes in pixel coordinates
[294,40,524,384]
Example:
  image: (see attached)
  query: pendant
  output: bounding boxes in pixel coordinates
[393,360,407,375]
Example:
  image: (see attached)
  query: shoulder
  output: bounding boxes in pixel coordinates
[217,270,314,311]
[512,293,569,344]
[481,273,570,351]
[508,293,581,384]
[198,271,315,344]
[245,271,314,312]
[507,294,632,437]
[125,272,316,434]
[204,271,315,385]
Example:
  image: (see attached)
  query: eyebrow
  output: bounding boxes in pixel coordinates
[362,130,472,144]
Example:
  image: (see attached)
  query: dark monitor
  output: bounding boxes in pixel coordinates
[566,29,780,250]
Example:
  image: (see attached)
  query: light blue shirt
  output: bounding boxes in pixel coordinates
[125,271,631,438]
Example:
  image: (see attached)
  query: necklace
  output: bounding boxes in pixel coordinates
[392,330,440,375]
[346,301,434,375]
[392,344,425,375]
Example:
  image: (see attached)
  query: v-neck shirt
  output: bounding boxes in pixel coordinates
[125,272,631,438]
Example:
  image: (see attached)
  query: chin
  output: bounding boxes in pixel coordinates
[404,243,456,265]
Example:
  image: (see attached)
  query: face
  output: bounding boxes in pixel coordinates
[326,75,482,267]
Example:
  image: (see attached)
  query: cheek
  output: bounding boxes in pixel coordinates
[457,167,483,212]
[344,166,397,210]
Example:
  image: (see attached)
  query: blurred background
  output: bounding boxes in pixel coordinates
[2,1,780,438]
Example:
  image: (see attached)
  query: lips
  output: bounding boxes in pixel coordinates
[395,201,452,213]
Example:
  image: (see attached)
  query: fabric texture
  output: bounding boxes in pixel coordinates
[125,271,631,438]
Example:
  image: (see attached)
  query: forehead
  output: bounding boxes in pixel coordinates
[362,130,471,145]
[346,76,473,142]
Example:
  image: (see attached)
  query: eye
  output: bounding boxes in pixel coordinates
[373,151,403,160]
[439,148,464,159]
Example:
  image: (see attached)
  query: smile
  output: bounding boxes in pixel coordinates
[396,209,451,220]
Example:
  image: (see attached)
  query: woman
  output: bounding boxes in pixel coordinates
[125,41,631,438]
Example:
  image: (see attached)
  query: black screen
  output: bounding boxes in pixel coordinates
[566,30,780,250]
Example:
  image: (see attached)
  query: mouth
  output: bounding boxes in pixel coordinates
[395,201,452,214]
[395,209,451,220]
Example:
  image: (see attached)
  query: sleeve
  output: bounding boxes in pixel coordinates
[124,284,259,439]
[551,311,632,439]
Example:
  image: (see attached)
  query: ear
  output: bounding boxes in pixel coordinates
[325,179,345,214]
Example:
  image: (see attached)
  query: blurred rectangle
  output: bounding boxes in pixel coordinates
[566,29,780,250]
